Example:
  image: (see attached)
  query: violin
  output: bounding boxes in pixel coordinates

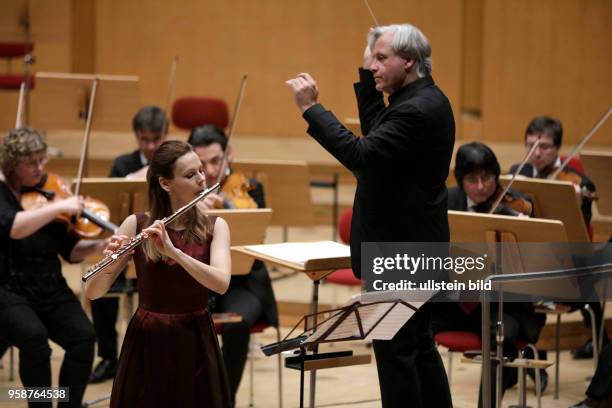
[540,163,598,201]
[479,185,533,217]
[21,173,117,238]
[220,172,258,209]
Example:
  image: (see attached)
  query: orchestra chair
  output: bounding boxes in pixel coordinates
[248,321,282,408]
[171,96,229,130]
[434,330,481,385]
[0,42,35,90]
[213,315,283,408]
[324,208,361,306]
[436,330,549,407]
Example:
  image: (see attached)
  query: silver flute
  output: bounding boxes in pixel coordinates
[82,182,221,282]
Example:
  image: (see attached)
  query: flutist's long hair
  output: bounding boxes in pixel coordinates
[142,140,212,262]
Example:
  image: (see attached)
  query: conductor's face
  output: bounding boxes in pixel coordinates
[370,31,414,95]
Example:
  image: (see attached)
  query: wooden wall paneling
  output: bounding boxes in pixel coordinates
[0,0,72,130]
[93,0,463,139]
[482,0,612,146]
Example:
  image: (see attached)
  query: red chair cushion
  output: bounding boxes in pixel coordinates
[250,321,271,334]
[560,154,585,176]
[0,74,35,90]
[434,331,481,352]
[0,42,34,58]
[325,268,361,286]
[172,97,229,130]
[338,208,353,244]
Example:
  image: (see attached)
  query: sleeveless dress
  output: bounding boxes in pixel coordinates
[110,214,231,408]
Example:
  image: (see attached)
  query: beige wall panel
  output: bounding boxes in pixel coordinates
[482,0,612,146]
[0,0,72,130]
[94,0,463,138]
[461,0,483,114]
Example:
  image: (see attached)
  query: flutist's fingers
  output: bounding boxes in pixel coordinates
[103,234,132,256]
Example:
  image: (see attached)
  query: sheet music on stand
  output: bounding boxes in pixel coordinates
[262,289,437,356]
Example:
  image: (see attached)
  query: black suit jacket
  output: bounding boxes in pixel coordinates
[109,150,144,178]
[214,177,279,327]
[508,162,595,225]
[447,186,468,212]
[304,69,455,278]
[230,179,278,326]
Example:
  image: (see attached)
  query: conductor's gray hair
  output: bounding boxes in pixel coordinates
[368,24,432,78]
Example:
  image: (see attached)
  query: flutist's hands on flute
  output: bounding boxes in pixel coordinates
[142,220,178,260]
[103,234,133,257]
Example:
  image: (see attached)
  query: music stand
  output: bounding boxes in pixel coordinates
[499,175,590,242]
[231,159,314,237]
[581,151,612,240]
[232,241,351,408]
[32,72,140,131]
[448,210,576,408]
[262,291,419,408]
[206,209,272,275]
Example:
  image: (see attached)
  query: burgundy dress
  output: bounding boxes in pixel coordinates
[110,214,231,408]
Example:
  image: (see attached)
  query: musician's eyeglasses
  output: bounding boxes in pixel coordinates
[525,142,556,151]
[20,156,48,168]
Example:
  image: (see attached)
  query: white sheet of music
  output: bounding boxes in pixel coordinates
[306,290,438,342]
[243,241,350,266]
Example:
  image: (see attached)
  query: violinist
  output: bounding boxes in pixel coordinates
[89,105,168,384]
[509,116,608,359]
[0,128,104,408]
[187,125,278,406]
[448,142,533,216]
[509,116,596,225]
[436,142,547,405]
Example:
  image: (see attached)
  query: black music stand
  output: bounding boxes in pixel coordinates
[262,292,421,408]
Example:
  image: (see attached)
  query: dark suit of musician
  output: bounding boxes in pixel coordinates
[206,177,278,404]
[290,24,455,407]
[90,149,146,377]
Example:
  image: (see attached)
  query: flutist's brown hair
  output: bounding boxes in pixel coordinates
[142,140,212,262]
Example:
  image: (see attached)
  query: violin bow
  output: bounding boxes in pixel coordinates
[488,139,541,214]
[15,82,26,128]
[165,55,179,116]
[362,0,379,26]
[73,78,99,198]
[218,73,248,185]
[550,106,612,179]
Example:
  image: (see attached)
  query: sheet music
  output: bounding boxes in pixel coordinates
[306,290,437,343]
[243,241,350,266]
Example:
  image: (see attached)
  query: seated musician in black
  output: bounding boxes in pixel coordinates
[188,125,278,406]
[89,106,168,383]
[0,128,105,407]
[434,142,547,404]
[509,116,607,359]
[569,341,612,407]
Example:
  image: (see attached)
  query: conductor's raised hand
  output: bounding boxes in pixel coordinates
[363,27,375,70]
[285,73,319,113]
[143,221,178,259]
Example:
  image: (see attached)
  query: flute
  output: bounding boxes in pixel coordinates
[82,182,221,282]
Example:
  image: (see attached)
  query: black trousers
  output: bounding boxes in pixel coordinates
[90,272,129,361]
[587,343,612,401]
[90,297,119,361]
[214,285,264,406]
[373,304,452,408]
[0,287,96,408]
